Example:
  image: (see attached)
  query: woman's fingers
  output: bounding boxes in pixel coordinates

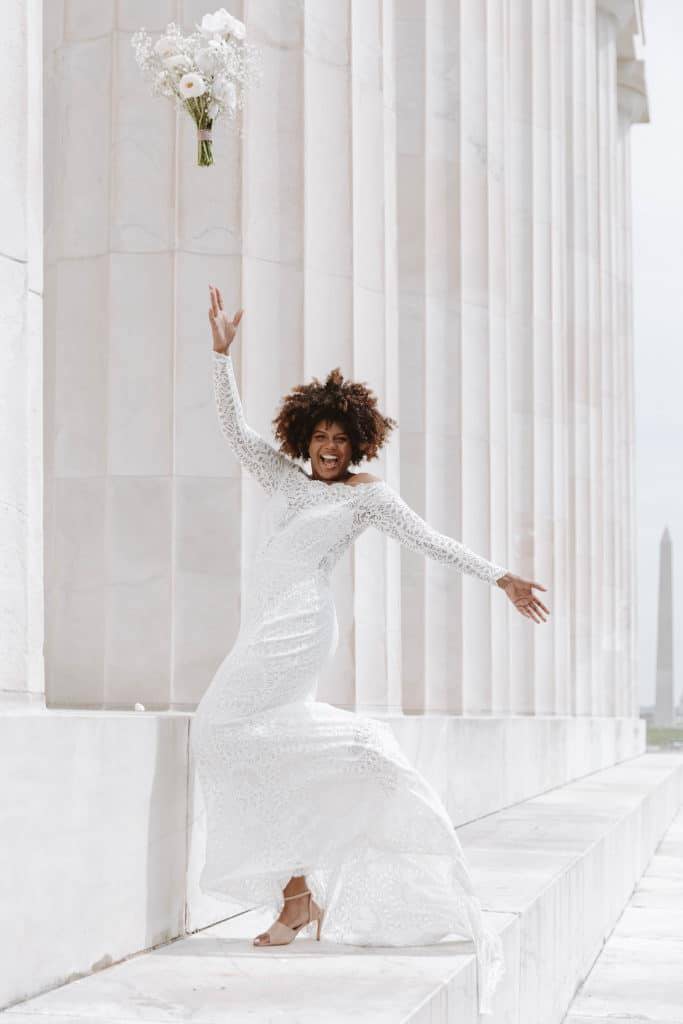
[208,287,243,330]
[208,284,225,315]
[511,589,550,622]
[522,579,550,618]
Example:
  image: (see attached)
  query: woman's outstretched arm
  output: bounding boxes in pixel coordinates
[359,479,550,621]
[360,480,507,584]
[209,285,299,496]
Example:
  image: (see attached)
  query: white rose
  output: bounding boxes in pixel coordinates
[197,8,246,41]
[227,15,246,40]
[153,35,178,58]
[197,8,232,36]
[179,72,207,98]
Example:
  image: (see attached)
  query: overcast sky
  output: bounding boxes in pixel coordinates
[632,0,683,708]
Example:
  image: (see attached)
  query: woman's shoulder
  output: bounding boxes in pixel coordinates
[349,472,383,487]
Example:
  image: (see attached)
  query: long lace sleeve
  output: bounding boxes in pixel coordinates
[212,350,298,496]
[360,481,508,585]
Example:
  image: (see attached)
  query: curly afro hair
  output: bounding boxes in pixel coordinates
[272,366,398,465]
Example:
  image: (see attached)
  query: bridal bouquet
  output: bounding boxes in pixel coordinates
[131,8,261,166]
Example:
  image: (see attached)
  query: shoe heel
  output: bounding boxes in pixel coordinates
[316,908,324,941]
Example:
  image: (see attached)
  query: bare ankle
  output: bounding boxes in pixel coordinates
[283,874,308,898]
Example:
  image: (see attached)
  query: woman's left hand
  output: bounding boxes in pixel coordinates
[496,573,550,623]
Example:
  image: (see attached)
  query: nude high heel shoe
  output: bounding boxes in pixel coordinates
[252,889,325,946]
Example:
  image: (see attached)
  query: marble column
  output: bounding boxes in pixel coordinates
[395,0,428,713]
[487,0,513,713]
[549,0,572,714]
[0,0,44,708]
[531,0,558,714]
[596,5,618,715]
[616,40,648,715]
[654,528,674,727]
[507,0,536,712]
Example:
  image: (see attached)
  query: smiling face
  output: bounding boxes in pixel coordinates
[308,419,353,482]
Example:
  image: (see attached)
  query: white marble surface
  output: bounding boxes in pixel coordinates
[563,809,683,1024]
[0,0,44,707]
[3,908,514,1023]
[0,711,189,1010]
[5,749,681,1022]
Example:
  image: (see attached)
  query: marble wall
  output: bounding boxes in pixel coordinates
[41,0,648,717]
[0,0,44,709]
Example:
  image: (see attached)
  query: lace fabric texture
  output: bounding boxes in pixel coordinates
[190,350,507,1014]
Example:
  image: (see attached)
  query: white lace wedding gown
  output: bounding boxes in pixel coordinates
[190,350,507,1015]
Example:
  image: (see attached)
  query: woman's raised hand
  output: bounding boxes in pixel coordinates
[208,284,243,354]
[497,573,550,623]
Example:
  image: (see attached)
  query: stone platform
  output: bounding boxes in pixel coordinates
[4,751,680,1024]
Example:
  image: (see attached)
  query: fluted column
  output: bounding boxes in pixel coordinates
[507,0,535,712]
[380,0,403,715]
[616,47,646,717]
[549,0,572,713]
[487,0,513,713]
[614,115,628,715]
[566,0,592,714]
[0,0,43,708]
[458,0,499,714]
[596,6,619,714]
[423,0,467,714]
[350,0,395,713]
[593,0,651,716]
[585,1,603,714]
[395,0,428,712]
[531,0,557,713]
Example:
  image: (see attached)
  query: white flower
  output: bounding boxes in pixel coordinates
[163,54,193,73]
[179,72,207,98]
[212,76,237,109]
[196,41,226,75]
[153,35,178,58]
[197,8,246,41]
[134,702,146,711]
[227,16,246,40]
[208,100,220,119]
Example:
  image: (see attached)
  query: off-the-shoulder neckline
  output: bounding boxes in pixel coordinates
[299,470,385,492]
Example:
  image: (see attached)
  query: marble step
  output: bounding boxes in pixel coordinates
[562,804,683,1024]
[4,752,681,1024]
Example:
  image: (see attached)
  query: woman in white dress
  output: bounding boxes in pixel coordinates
[191,284,550,1016]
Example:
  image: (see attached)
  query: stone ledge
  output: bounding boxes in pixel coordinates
[5,751,681,1023]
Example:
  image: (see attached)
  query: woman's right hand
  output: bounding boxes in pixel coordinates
[208,284,243,354]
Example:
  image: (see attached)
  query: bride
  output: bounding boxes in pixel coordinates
[190,284,550,1016]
